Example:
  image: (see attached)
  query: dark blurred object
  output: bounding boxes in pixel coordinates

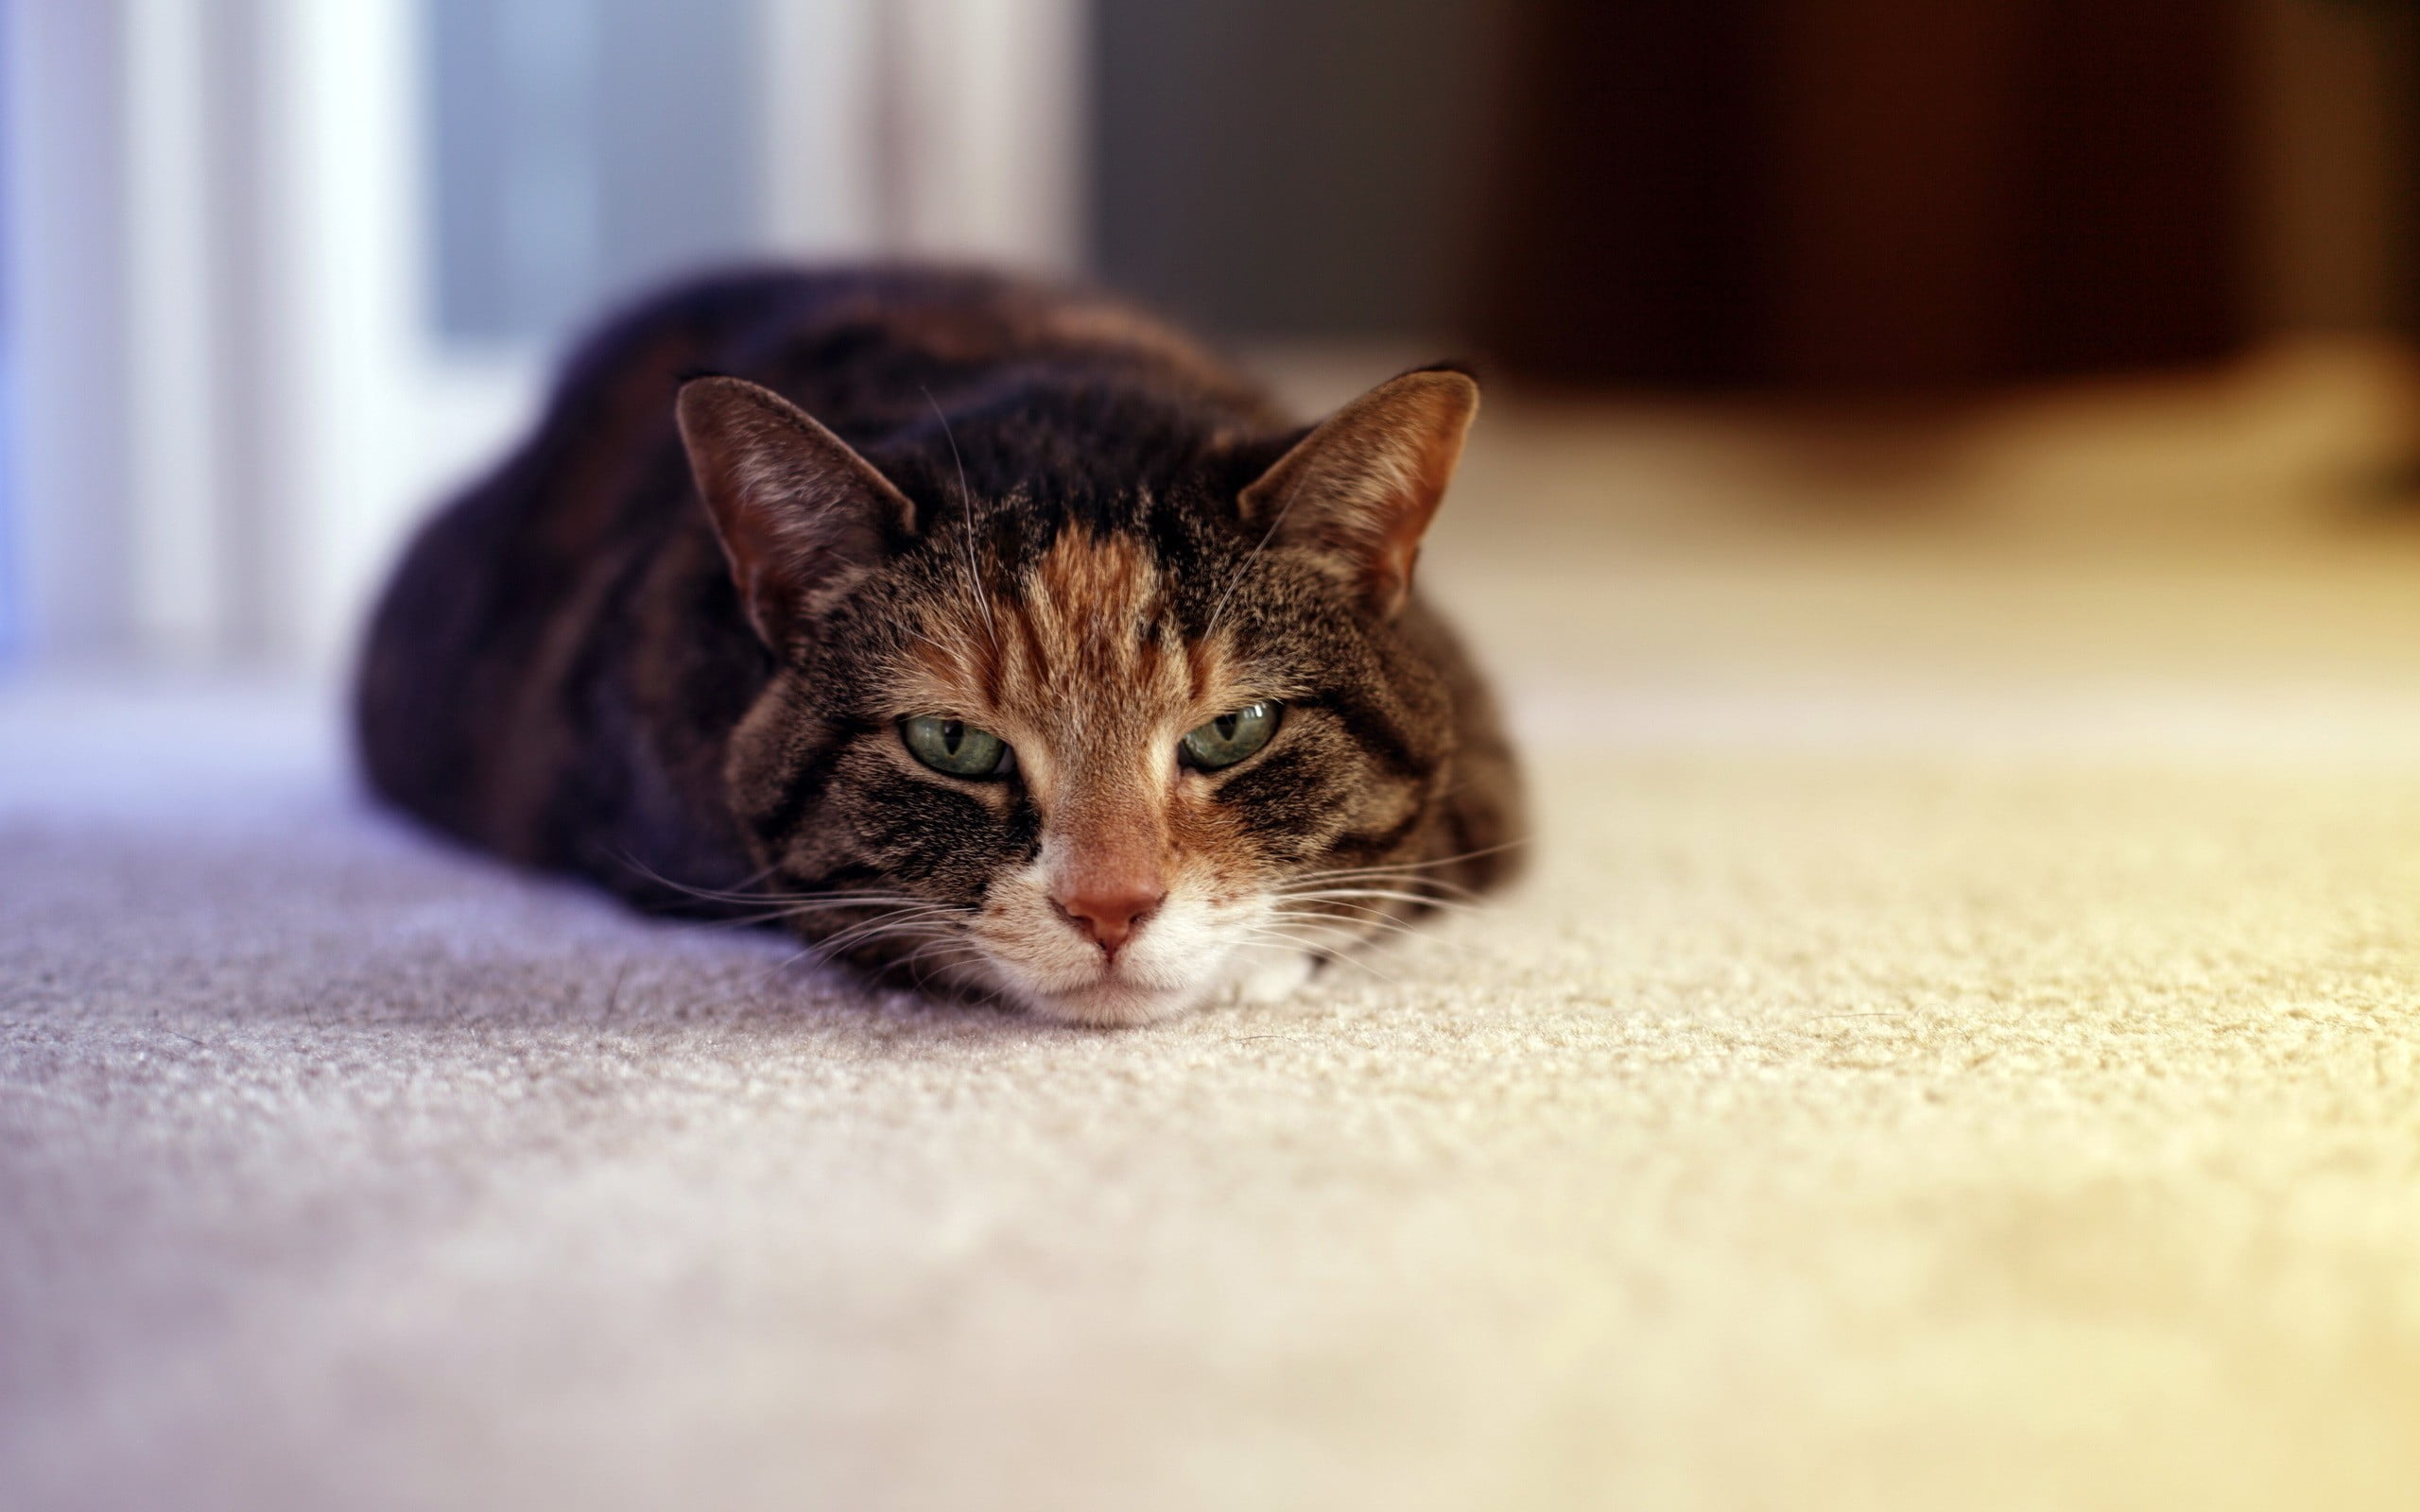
[2317,0,2420,336]
[1091,0,1493,340]
[1474,0,2252,393]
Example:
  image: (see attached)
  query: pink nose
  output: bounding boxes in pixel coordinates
[1051,883,1166,956]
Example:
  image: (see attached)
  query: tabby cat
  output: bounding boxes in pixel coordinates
[355,267,1522,1024]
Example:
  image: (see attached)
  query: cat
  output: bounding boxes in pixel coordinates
[355,266,1523,1025]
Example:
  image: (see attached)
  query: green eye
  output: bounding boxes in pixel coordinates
[901,715,1013,777]
[1180,701,1280,770]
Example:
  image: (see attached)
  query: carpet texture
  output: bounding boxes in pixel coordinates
[8,352,2420,1509]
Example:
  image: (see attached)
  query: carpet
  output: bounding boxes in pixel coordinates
[7,350,2420,1509]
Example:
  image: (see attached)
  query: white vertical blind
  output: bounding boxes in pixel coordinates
[125,0,226,661]
[757,0,1086,271]
[6,0,443,671]
[251,0,430,670]
[6,1,133,660]
[757,0,884,258]
[3,0,1089,673]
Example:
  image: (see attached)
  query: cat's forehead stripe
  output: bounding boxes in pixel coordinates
[899,526,1233,721]
[1008,529,1188,715]
[1028,528,1157,640]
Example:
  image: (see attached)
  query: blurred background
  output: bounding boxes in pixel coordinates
[6,0,2420,676]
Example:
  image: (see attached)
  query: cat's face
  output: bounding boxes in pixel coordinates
[679,369,1478,1024]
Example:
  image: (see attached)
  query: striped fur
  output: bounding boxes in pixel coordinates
[355,266,1523,1024]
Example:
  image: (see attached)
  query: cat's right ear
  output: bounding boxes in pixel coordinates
[1236,367,1478,619]
[676,375,916,649]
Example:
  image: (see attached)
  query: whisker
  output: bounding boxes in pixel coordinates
[763,895,962,917]
[815,911,967,956]
[1285,839,1528,888]
[1283,868,1478,895]
[752,912,971,993]
[1203,440,1317,644]
[924,386,1000,655]
[1270,886,1480,913]
[1235,928,1404,987]
[806,902,966,944]
[875,932,1016,1011]
[681,893,962,934]
[1268,909,1432,943]
[604,850,986,936]
[1269,905,1437,936]
[895,938,990,990]
[607,849,786,905]
[1265,908,1441,945]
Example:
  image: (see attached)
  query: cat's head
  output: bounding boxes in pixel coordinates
[676,367,1488,1025]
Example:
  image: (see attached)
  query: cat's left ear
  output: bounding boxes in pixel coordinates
[677,375,916,649]
[1238,366,1479,618]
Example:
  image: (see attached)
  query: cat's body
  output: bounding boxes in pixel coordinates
[357,266,1521,1023]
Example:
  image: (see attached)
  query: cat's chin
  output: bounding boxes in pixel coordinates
[1002,945,1321,1026]
[963,912,1329,1026]
[1015,978,1203,1028]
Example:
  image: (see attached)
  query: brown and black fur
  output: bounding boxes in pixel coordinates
[356,266,1522,1021]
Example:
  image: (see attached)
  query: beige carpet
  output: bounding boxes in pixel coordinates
[7,345,2420,1510]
